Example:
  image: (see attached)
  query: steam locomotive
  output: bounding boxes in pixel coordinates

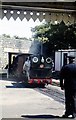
[6,39,54,87]
[8,53,53,87]
[25,54,53,86]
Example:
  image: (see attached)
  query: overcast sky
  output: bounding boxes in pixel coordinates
[0,17,43,39]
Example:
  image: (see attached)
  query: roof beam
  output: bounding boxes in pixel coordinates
[0,2,76,24]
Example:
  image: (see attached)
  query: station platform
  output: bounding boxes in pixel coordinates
[0,78,64,119]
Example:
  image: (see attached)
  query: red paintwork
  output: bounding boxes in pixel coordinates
[28,78,52,85]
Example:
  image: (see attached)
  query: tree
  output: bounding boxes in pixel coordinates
[2,34,11,38]
[31,21,76,52]
[64,23,76,49]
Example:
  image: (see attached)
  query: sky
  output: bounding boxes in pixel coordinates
[0,17,43,39]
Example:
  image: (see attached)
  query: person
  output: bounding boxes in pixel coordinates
[23,57,31,80]
[60,56,76,118]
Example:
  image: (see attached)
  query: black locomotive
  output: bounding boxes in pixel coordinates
[26,54,53,86]
[5,40,54,87]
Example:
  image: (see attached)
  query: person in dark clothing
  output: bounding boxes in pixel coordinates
[60,56,76,118]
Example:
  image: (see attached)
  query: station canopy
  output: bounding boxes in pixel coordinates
[0,1,76,24]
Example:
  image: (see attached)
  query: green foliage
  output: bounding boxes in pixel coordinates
[2,34,28,40]
[2,34,11,38]
[31,21,76,51]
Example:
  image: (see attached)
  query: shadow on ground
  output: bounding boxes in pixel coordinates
[6,82,45,88]
[1,75,45,88]
[21,114,61,119]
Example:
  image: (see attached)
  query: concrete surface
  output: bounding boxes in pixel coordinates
[0,79,65,119]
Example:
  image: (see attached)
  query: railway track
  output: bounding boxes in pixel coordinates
[34,85,65,104]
